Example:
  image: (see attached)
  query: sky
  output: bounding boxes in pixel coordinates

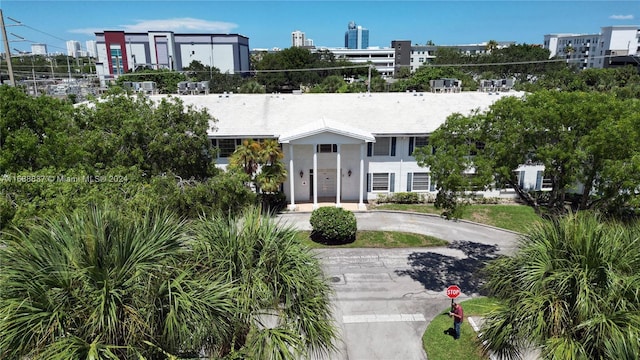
[1,0,639,54]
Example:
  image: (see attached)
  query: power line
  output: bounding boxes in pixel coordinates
[238,64,371,73]
[229,56,613,75]
[397,54,622,68]
[3,14,71,52]
[21,23,67,43]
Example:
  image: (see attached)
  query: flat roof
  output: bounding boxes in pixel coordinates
[149,91,524,138]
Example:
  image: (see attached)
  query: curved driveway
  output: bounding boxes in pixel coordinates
[278,210,520,255]
[276,210,522,360]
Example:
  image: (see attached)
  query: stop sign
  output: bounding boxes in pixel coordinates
[446,285,461,299]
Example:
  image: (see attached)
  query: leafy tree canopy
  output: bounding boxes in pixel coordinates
[0,86,81,172]
[252,47,373,93]
[1,85,255,230]
[415,90,640,218]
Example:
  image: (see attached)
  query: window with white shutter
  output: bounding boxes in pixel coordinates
[372,173,390,191]
[412,172,430,191]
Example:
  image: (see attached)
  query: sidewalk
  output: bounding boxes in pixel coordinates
[290,201,363,212]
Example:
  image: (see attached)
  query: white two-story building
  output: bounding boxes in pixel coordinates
[150,91,544,210]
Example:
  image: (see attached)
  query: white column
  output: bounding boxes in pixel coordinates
[313,145,318,209]
[336,144,342,208]
[359,142,366,210]
[288,144,296,211]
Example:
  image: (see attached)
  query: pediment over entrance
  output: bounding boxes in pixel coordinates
[279,118,375,145]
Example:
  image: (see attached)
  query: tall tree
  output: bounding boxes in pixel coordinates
[485,39,499,52]
[255,47,321,92]
[481,212,640,359]
[0,85,82,172]
[192,207,337,359]
[75,90,217,179]
[0,205,237,359]
[228,139,287,194]
[414,91,640,217]
[229,139,262,178]
[256,138,287,193]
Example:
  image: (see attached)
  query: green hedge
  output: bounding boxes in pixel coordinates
[309,207,357,245]
[377,192,431,204]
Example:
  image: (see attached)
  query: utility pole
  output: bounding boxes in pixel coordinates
[30,54,37,95]
[367,64,372,93]
[0,9,16,86]
[49,56,54,78]
[66,55,71,81]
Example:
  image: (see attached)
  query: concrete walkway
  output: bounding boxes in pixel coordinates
[290,201,362,212]
[276,210,524,360]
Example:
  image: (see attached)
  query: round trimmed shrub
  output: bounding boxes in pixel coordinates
[309,207,357,245]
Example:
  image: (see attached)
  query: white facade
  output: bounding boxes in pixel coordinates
[31,43,47,55]
[85,40,97,58]
[149,92,544,209]
[544,26,640,69]
[66,40,81,58]
[291,30,305,47]
[316,47,395,77]
[93,31,250,86]
[409,42,514,72]
[600,26,640,60]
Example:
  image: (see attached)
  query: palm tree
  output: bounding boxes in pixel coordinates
[257,138,288,193]
[321,75,346,93]
[0,205,236,359]
[239,80,266,93]
[229,138,288,195]
[256,160,288,194]
[192,206,338,359]
[481,212,640,359]
[485,39,499,53]
[229,138,261,177]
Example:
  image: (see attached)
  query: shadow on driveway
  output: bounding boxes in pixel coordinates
[395,240,502,295]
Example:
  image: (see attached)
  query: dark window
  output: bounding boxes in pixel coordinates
[317,144,338,153]
[214,139,238,158]
[374,138,391,156]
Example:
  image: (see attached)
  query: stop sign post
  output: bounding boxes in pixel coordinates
[446,285,461,307]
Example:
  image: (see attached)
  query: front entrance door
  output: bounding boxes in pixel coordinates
[317,169,337,199]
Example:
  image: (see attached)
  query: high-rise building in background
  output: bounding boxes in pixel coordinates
[543,25,640,69]
[66,40,81,58]
[31,43,48,55]
[93,30,250,86]
[344,21,369,49]
[85,40,97,58]
[291,30,305,47]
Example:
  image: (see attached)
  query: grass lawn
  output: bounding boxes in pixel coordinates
[423,297,502,360]
[373,203,542,233]
[295,230,448,249]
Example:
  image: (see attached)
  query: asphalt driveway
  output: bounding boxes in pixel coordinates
[276,210,522,360]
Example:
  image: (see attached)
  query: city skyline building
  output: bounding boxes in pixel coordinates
[344,21,369,49]
[93,30,250,86]
[66,40,81,57]
[291,30,305,47]
[31,43,47,55]
[544,25,640,69]
[85,40,97,58]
